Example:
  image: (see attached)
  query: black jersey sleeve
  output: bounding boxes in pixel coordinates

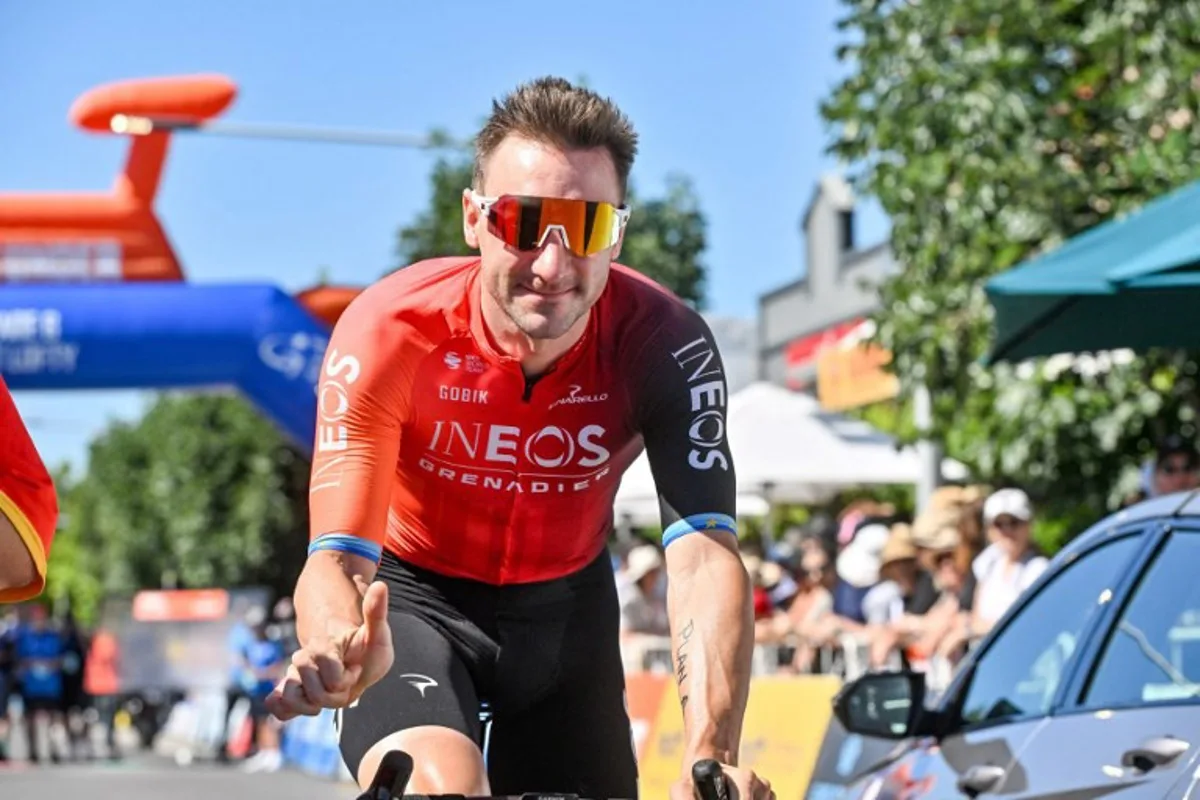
[632,307,738,548]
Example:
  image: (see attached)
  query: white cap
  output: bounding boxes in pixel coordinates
[625,545,664,582]
[835,523,891,588]
[984,488,1033,525]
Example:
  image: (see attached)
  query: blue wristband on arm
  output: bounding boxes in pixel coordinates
[307,533,383,564]
[662,513,738,548]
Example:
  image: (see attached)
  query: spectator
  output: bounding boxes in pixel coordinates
[82,626,121,760]
[0,609,16,761]
[861,525,934,627]
[268,596,298,657]
[776,543,836,673]
[58,611,87,761]
[750,560,799,644]
[617,545,669,638]
[968,488,1048,638]
[239,612,286,773]
[1122,434,1200,507]
[831,522,890,624]
[15,604,67,763]
[897,518,970,678]
[217,606,260,762]
[860,524,938,669]
[1149,435,1200,497]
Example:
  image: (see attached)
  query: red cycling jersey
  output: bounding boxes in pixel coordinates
[0,375,58,602]
[309,257,737,585]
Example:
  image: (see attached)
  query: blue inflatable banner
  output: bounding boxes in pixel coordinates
[0,283,328,453]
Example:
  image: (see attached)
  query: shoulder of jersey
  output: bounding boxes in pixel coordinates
[341,256,478,324]
[605,262,701,327]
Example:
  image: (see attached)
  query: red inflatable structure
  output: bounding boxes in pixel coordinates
[0,74,362,326]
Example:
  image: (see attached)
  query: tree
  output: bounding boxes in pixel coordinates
[393,155,477,266]
[619,175,709,310]
[46,393,310,618]
[822,0,1200,544]
[393,151,710,308]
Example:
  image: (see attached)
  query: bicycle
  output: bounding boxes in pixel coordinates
[356,749,731,800]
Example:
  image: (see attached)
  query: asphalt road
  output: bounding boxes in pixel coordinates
[0,756,361,800]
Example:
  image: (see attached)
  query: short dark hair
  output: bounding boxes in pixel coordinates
[1156,433,1198,469]
[473,76,639,201]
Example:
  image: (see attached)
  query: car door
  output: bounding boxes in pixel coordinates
[844,530,1146,800]
[996,526,1200,799]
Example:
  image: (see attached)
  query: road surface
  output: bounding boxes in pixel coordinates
[0,756,360,800]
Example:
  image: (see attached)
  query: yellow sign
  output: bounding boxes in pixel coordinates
[816,341,900,411]
[638,675,842,798]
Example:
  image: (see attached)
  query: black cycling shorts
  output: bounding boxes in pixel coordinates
[337,549,638,798]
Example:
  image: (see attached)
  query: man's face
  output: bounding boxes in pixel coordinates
[463,135,624,341]
[1156,454,1198,496]
[799,551,829,587]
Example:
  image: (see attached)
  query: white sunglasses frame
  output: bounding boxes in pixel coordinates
[468,190,632,255]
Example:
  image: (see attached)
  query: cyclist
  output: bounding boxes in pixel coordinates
[268,76,772,800]
[0,375,58,602]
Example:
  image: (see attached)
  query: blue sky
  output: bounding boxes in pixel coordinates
[2,0,889,469]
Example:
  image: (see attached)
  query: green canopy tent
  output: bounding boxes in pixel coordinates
[985,179,1200,363]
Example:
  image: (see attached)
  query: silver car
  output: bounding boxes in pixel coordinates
[831,491,1200,799]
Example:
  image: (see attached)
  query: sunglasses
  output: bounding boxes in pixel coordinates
[933,550,957,567]
[470,191,631,258]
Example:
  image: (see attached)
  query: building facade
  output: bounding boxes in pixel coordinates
[757,175,897,389]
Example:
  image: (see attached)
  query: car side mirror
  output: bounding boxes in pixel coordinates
[833,670,927,740]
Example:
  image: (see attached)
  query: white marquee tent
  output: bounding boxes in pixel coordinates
[613,381,966,525]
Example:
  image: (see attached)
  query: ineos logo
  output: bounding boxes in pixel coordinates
[311,348,362,493]
[671,335,729,471]
[427,421,610,469]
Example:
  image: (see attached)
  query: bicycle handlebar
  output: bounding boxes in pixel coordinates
[356,748,729,800]
[691,759,730,800]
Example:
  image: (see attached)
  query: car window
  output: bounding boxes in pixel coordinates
[958,535,1141,727]
[1083,532,1200,707]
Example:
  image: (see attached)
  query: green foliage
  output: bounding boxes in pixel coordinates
[46,393,310,619]
[619,175,709,309]
[822,0,1200,546]
[393,155,477,267]
[391,149,710,307]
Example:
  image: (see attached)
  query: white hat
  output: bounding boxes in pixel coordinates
[625,545,664,583]
[984,488,1033,525]
[836,523,890,588]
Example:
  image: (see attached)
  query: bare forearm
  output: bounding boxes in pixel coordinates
[668,543,754,766]
[294,551,377,646]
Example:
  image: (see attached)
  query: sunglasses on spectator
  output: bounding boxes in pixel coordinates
[932,550,956,567]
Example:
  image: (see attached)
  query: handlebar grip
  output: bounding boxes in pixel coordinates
[692,758,729,800]
[364,749,414,800]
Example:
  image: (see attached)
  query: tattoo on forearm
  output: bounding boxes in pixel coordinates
[675,618,695,711]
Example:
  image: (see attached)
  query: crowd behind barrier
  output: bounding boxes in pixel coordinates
[12,452,1198,793]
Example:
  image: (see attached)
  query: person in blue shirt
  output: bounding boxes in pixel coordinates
[238,612,285,773]
[216,606,258,763]
[15,604,66,764]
